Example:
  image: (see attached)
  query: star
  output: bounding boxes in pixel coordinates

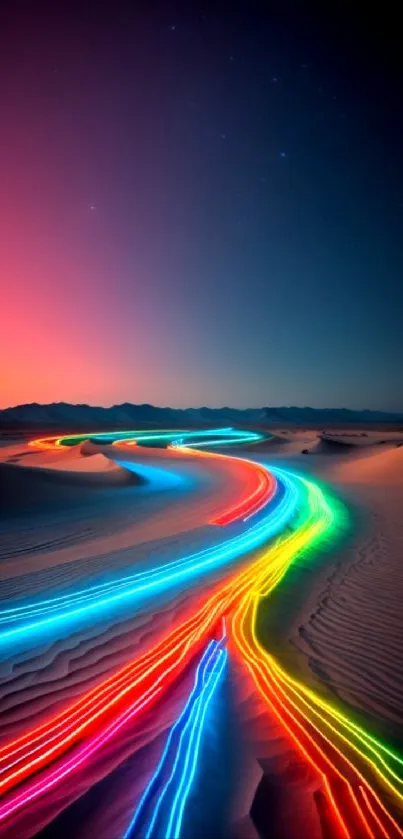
[220,133,226,140]
[272,76,278,83]
[90,205,96,210]
[169,24,177,32]
[280,151,287,158]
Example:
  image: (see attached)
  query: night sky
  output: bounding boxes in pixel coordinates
[1,1,402,411]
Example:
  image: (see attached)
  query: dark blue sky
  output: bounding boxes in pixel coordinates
[1,1,402,410]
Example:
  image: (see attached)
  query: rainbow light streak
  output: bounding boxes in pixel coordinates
[124,634,226,839]
[29,427,264,451]
[1,430,402,838]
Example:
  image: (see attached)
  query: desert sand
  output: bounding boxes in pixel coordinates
[0,427,402,838]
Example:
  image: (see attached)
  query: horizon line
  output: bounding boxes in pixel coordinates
[1,401,403,416]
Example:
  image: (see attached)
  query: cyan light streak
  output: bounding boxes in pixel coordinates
[115,459,186,489]
[124,636,227,839]
[171,432,263,449]
[0,467,297,651]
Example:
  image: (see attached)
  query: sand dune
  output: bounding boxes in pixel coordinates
[254,436,403,748]
[1,429,403,837]
[0,457,143,519]
[0,441,265,581]
[330,442,403,485]
[260,427,403,457]
[322,429,403,447]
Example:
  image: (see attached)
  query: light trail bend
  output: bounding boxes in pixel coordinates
[0,428,400,838]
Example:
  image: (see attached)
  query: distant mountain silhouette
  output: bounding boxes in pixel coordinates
[0,402,402,430]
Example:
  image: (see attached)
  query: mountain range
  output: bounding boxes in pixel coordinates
[0,402,402,430]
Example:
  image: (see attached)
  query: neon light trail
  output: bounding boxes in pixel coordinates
[0,428,401,838]
[124,632,227,839]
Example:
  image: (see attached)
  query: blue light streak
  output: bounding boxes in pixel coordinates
[123,635,227,839]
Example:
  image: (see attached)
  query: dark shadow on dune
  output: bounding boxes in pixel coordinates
[306,436,389,456]
[250,773,283,838]
[0,461,145,518]
[319,436,356,450]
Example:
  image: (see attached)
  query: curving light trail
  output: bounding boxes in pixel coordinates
[0,428,401,838]
[28,426,264,451]
[0,466,286,649]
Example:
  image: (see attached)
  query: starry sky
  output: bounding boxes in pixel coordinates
[1,1,402,411]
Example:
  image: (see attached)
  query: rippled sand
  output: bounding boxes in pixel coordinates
[1,430,403,837]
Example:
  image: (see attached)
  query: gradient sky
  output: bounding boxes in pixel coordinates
[1,1,402,411]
